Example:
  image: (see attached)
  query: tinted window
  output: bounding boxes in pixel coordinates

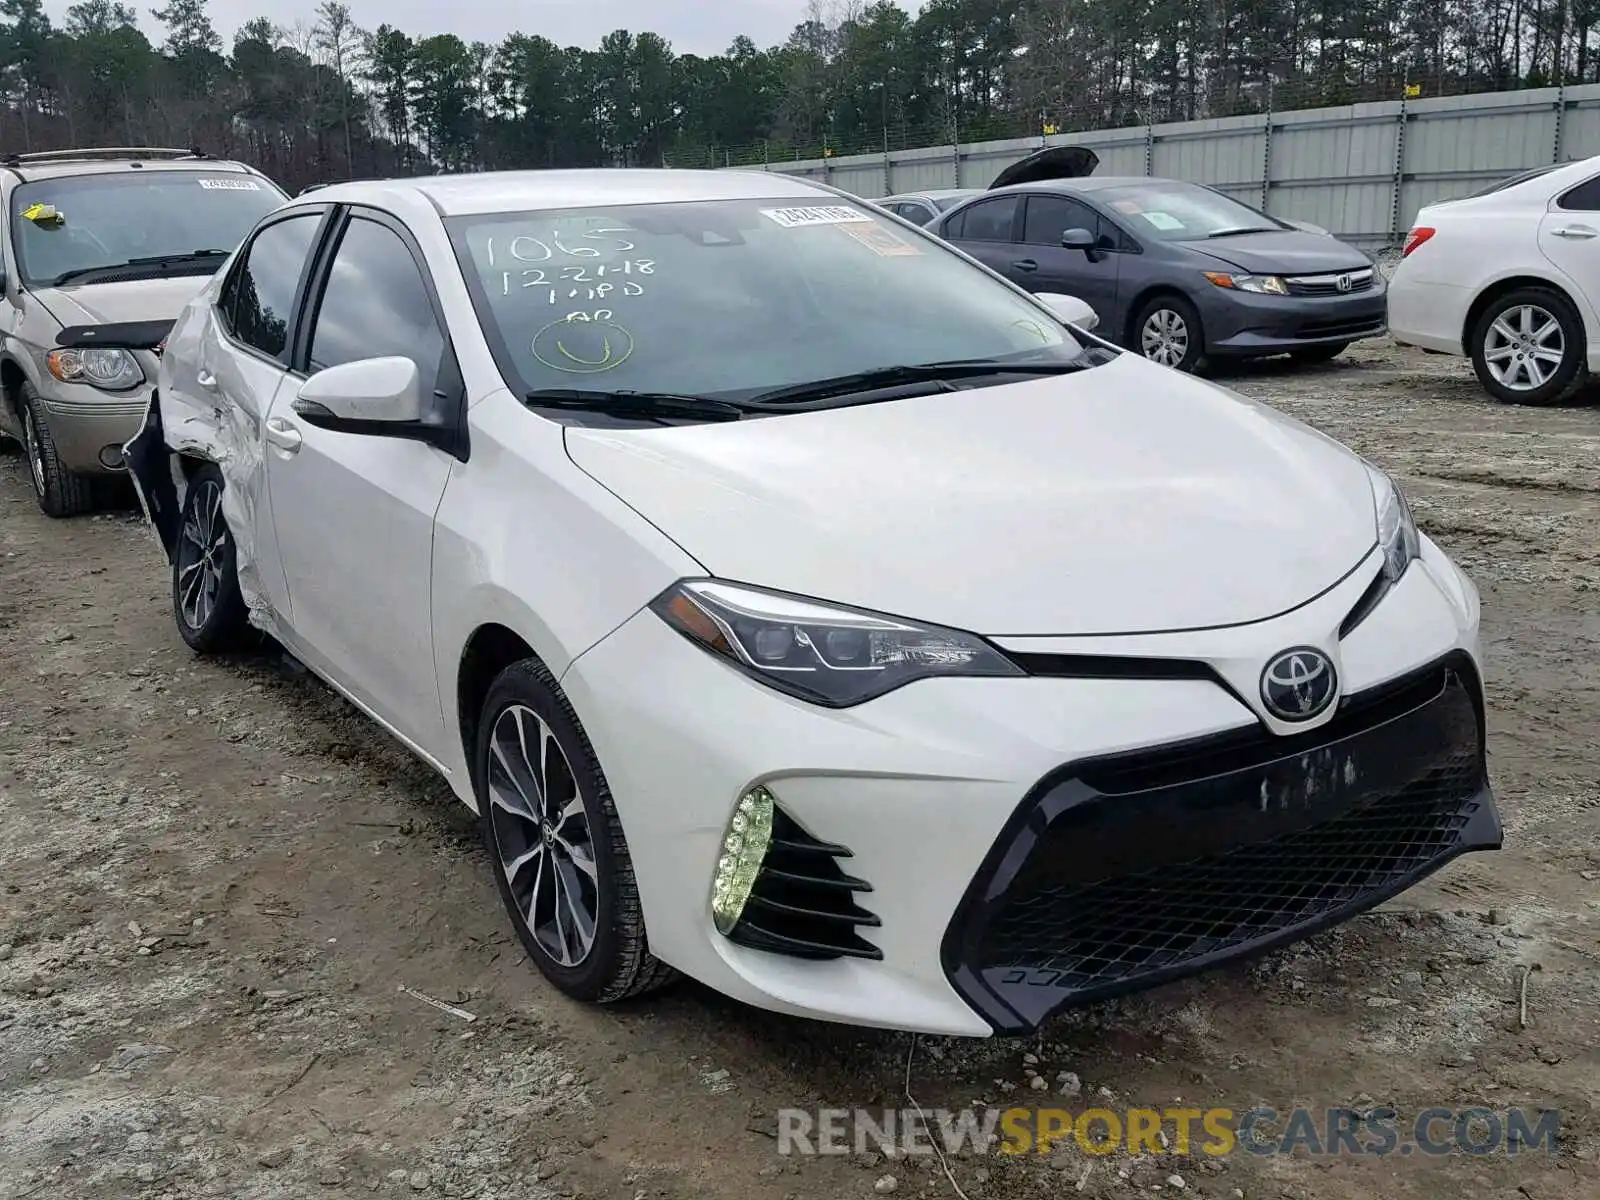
[307,217,446,398]
[1091,182,1283,241]
[450,198,1091,404]
[1023,195,1102,246]
[1557,174,1600,210]
[221,214,320,360]
[11,170,287,287]
[957,197,1018,242]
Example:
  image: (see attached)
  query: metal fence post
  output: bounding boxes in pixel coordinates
[1554,82,1567,163]
[1389,88,1409,244]
[1143,121,1153,175]
[951,115,961,188]
[1260,91,1274,214]
[883,124,892,195]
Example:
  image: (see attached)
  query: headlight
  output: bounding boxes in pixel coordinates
[650,579,1022,706]
[1370,465,1421,583]
[46,347,144,391]
[1202,271,1289,296]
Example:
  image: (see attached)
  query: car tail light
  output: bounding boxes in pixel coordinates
[1402,227,1435,257]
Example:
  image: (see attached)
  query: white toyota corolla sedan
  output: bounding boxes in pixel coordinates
[113,169,1501,1037]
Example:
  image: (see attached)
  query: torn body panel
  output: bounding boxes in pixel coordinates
[116,292,286,641]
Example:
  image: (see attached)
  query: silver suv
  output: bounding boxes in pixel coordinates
[0,148,287,516]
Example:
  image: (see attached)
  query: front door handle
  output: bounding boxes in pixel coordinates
[264,416,302,454]
[1552,225,1597,239]
[196,369,218,391]
[1011,258,1039,272]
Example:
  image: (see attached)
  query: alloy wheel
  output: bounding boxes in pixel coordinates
[1141,308,1189,368]
[176,479,226,631]
[1482,304,1564,392]
[486,704,599,968]
[22,407,45,498]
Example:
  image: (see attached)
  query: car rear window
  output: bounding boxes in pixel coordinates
[11,170,288,286]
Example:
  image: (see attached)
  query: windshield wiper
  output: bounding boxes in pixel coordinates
[50,249,230,286]
[126,248,230,265]
[1204,227,1279,238]
[524,388,768,422]
[746,357,1092,406]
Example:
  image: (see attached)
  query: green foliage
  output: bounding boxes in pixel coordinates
[0,0,1588,190]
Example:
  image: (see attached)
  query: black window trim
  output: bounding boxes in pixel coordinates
[284,202,469,463]
[214,203,334,368]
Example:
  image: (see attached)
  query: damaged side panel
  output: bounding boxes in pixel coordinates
[117,295,289,641]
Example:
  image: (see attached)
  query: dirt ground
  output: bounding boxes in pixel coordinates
[2,338,1597,1200]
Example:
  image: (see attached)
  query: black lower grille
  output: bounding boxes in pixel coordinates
[725,807,882,961]
[1297,315,1386,339]
[942,652,1501,1034]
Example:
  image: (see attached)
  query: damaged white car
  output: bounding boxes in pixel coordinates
[111,171,1499,1036]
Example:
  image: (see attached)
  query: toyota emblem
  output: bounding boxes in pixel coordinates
[1335,273,1353,293]
[1260,647,1339,722]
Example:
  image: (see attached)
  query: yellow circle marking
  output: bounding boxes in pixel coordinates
[532,319,635,374]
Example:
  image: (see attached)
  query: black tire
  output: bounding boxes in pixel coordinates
[20,385,95,517]
[1131,293,1206,373]
[1290,341,1350,365]
[476,658,675,1004]
[1468,286,1587,406]
[172,463,253,653]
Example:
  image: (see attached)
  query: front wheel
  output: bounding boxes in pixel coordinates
[173,463,253,652]
[21,387,95,517]
[476,658,676,1004]
[1469,287,1587,406]
[1132,294,1206,373]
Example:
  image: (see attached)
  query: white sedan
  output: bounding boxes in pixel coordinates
[1388,155,1600,405]
[116,170,1500,1036]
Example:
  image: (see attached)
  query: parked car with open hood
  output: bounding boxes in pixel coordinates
[933,156,1384,372]
[116,169,1496,1037]
[1388,155,1600,405]
[0,148,287,516]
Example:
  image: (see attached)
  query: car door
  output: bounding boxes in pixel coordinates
[261,206,462,753]
[1017,193,1123,324]
[1537,171,1600,328]
[942,195,1022,277]
[194,207,330,622]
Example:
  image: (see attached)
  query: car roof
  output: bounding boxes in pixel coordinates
[990,175,1188,195]
[885,189,979,202]
[305,169,841,217]
[1,150,262,182]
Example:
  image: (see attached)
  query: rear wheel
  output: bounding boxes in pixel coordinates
[1290,341,1350,365]
[21,385,95,518]
[173,463,253,652]
[1132,294,1206,373]
[477,658,675,1004]
[1469,286,1586,406]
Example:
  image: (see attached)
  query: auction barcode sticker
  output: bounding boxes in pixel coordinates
[760,205,871,228]
[197,178,261,191]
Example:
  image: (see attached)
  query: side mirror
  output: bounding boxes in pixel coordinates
[1061,227,1097,252]
[1034,292,1099,331]
[295,356,423,424]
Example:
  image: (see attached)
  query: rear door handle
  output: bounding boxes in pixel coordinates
[196,369,218,391]
[1011,258,1039,272]
[264,416,302,454]
[1552,225,1597,239]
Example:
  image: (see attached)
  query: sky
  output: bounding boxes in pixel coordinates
[43,0,856,57]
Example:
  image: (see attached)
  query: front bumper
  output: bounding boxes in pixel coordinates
[35,386,151,474]
[1201,285,1388,357]
[560,537,1496,1036]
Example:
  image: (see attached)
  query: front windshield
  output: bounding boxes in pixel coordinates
[1094,182,1287,241]
[447,198,1089,401]
[11,170,287,286]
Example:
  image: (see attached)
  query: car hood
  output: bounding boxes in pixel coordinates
[31,276,215,330]
[1186,229,1371,275]
[564,355,1378,636]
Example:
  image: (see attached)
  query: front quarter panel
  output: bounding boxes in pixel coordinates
[429,389,704,803]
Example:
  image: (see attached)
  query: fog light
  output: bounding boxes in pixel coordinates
[711,785,775,934]
[99,444,125,468]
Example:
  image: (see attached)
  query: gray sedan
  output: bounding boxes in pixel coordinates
[930,176,1385,372]
[877,189,981,226]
